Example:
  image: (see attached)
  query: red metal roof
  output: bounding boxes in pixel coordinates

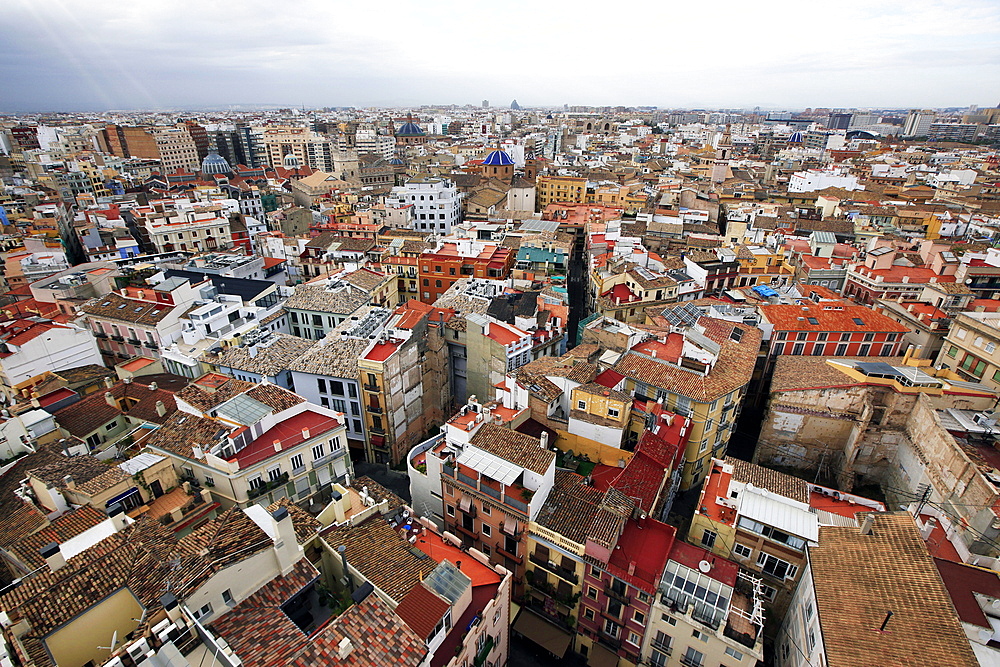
[233,410,341,468]
[395,583,450,641]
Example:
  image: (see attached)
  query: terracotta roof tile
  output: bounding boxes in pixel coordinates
[469,423,554,475]
[810,513,978,667]
[723,456,809,503]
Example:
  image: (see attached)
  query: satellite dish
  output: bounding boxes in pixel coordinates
[97,630,119,652]
[698,560,712,574]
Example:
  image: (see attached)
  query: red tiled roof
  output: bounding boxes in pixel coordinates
[234,410,342,468]
[395,583,450,641]
[607,518,675,593]
[759,303,909,333]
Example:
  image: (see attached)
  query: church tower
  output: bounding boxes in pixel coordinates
[711,124,733,185]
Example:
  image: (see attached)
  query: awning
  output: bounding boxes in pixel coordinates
[512,610,571,658]
[588,643,619,667]
[502,516,520,536]
[459,495,473,513]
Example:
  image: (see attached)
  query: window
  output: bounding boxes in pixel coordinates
[852,317,865,326]
[248,475,263,490]
[192,603,213,620]
[446,505,455,516]
[577,400,586,410]
[627,631,640,646]
[290,454,304,471]
[733,543,753,560]
[633,610,645,624]
[948,345,959,358]
[840,332,850,341]
[817,332,828,341]
[859,343,871,355]
[988,342,997,354]
[481,504,491,516]
[725,646,744,660]
[268,466,282,482]
[587,586,598,599]
[650,648,669,667]
[482,524,492,537]
[957,328,967,339]
[603,619,619,637]
[607,407,619,418]
[807,317,819,325]
[805,599,815,620]
[757,552,798,580]
[692,629,708,642]
[776,332,786,340]
[317,378,327,394]
[312,443,325,461]
[661,613,676,625]
[700,529,717,549]
[683,647,704,667]
[222,589,234,606]
[584,607,595,620]
[796,332,807,341]
[760,584,777,601]
[807,628,817,652]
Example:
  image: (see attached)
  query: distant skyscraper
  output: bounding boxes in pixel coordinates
[827,113,853,130]
[510,100,520,110]
[482,99,489,108]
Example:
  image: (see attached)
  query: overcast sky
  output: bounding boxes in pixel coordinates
[2,0,999,112]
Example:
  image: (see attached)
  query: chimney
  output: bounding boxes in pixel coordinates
[155,400,166,417]
[107,502,127,531]
[337,638,354,660]
[159,592,182,622]
[301,427,310,440]
[920,516,937,541]
[540,431,549,450]
[148,381,157,391]
[273,439,282,452]
[63,475,75,490]
[860,514,875,536]
[39,542,66,572]
[271,506,302,575]
[105,392,117,408]
[104,376,114,389]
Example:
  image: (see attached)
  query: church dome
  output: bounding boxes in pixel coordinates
[787,131,804,144]
[201,151,231,175]
[282,153,301,168]
[482,149,515,166]
[388,157,406,165]
[395,121,425,137]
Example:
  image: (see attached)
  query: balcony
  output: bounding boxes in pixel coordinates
[363,383,379,392]
[723,620,759,650]
[247,471,289,499]
[127,338,141,346]
[529,553,579,584]
[94,332,108,339]
[480,484,502,501]
[369,426,385,436]
[473,635,495,667]
[597,632,621,652]
[110,335,124,342]
[366,404,383,415]
[496,545,522,564]
[442,464,456,478]
[604,585,631,605]
[455,523,479,540]
[651,639,672,655]
[680,657,704,667]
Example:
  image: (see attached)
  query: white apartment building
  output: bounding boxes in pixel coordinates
[355,127,395,159]
[142,203,232,254]
[787,168,861,193]
[0,319,103,402]
[387,176,462,234]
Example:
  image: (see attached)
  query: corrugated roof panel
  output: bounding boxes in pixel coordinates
[738,488,819,543]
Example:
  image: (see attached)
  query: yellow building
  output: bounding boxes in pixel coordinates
[536,175,587,209]
[613,318,760,489]
[734,245,794,287]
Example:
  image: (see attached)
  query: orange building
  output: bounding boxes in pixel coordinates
[418,240,514,304]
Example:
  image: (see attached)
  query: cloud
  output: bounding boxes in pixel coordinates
[1,0,999,111]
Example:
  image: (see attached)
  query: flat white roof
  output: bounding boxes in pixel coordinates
[739,487,819,543]
[458,447,524,486]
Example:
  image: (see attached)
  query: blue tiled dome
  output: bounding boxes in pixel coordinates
[282,153,301,168]
[482,149,515,166]
[395,121,425,137]
[388,157,405,165]
[788,131,804,143]
[201,151,231,175]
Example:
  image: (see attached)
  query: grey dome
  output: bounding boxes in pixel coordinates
[283,153,301,168]
[201,151,231,175]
